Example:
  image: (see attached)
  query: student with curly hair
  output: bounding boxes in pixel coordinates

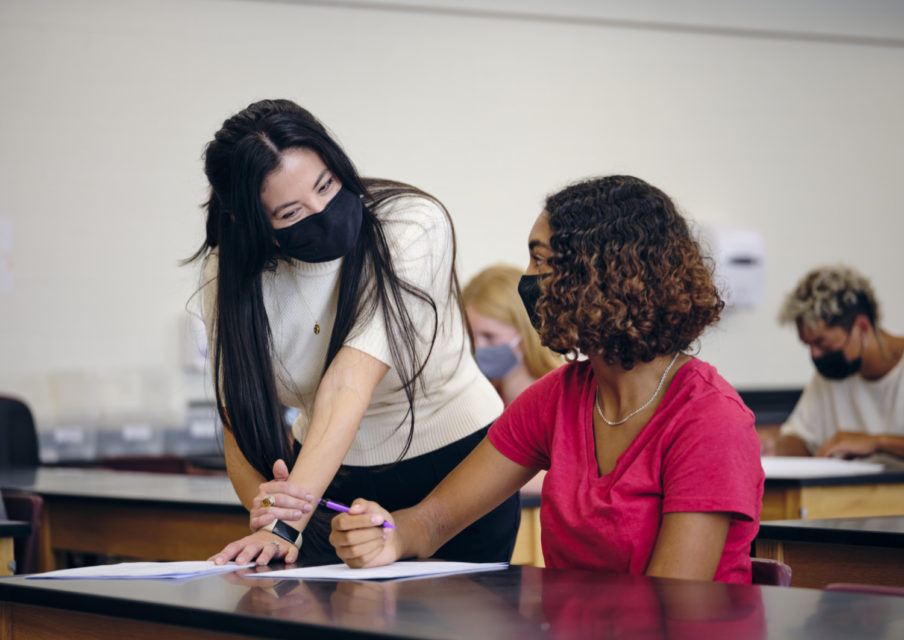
[775,266,904,462]
[328,175,764,583]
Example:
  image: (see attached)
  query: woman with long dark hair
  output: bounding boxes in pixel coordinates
[195,99,519,565]
[330,175,764,583]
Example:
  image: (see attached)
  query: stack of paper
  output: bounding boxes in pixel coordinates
[761,456,884,478]
[248,561,508,581]
[26,561,253,580]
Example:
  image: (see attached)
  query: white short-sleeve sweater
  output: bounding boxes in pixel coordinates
[202,194,502,466]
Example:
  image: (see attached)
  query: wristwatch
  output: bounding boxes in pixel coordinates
[262,519,303,549]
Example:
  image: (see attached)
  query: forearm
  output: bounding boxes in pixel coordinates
[774,434,811,456]
[283,346,389,531]
[224,428,266,511]
[394,439,537,559]
[282,404,361,531]
[876,434,904,458]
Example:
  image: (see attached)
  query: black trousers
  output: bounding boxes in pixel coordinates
[296,425,521,565]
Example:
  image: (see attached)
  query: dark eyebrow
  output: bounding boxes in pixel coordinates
[528,240,549,251]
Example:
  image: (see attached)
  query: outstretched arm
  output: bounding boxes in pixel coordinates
[816,431,904,459]
[331,438,538,567]
[211,345,388,565]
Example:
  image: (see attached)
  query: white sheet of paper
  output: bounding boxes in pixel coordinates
[250,561,508,581]
[761,456,884,478]
[26,561,254,580]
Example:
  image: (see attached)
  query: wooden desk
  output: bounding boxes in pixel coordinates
[755,516,904,589]
[762,470,904,521]
[4,564,904,639]
[0,520,31,576]
[0,467,548,572]
[0,467,248,572]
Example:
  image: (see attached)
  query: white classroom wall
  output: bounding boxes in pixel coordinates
[1,0,902,426]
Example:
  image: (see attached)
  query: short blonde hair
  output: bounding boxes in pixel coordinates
[778,264,879,330]
[463,264,562,379]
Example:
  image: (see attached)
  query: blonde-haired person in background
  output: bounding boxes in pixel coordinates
[463,264,562,407]
[775,265,904,465]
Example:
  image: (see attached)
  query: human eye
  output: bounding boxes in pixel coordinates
[280,206,305,222]
[318,176,334,194]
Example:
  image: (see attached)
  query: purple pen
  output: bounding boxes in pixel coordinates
[318,498,396,529]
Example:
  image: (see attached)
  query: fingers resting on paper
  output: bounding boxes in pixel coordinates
[330,499,400,568]
[209,529,300,566]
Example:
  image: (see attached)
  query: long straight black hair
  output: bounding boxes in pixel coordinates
[188,99,459,480]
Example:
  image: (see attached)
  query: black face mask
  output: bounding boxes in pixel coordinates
[274,187,363,263]
[813,351,862,380]
[812,328,863,380]
[518,274,569,355]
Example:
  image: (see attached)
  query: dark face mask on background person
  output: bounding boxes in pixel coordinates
[274,187,363,262]
[518,274,569,355]
[812,328,863,380]
[813,349,862,380]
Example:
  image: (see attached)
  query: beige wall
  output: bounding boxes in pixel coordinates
[1,0,903,424]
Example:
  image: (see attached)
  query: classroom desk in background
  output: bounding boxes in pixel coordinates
[761,469,904,521]
[4,564,904,639]
[755,516,904,590]
[0,467,249,572]
[0,520,31,576]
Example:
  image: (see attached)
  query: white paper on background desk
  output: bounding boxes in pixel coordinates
[26,561,254,580]
[761,456,884,478]
[250,561,509,581]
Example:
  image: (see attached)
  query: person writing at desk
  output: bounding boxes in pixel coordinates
[462,264,562,407]
[775,265,904,463]
[329,175,764,583]
[194,99,519,566]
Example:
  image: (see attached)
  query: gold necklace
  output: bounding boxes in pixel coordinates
[594,352,680,426]
[290,267,321,335]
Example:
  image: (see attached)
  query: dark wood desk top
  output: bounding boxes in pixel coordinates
[0,520,30,538]
[758,516,904,548]
[0,467,242,511]
[2,565,903,639]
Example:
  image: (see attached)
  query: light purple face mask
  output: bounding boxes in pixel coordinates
[475,337,521,380]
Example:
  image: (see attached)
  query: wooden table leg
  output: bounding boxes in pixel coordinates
[0,538,14,575]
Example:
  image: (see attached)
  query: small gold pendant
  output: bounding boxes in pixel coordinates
[314,323,321,335]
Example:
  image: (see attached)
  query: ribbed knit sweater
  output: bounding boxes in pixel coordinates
[202,194,502,466]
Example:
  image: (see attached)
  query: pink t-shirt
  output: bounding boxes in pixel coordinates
[488,358,763,583]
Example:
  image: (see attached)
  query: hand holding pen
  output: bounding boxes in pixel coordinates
[329,498,404,569]
[319,498,396,529]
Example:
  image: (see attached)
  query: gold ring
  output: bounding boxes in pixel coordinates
[262,494,275,508]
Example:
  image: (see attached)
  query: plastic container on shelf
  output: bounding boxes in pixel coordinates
[40,418,99,463]
[164,402,222,458]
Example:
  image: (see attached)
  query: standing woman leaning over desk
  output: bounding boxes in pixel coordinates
[331,175,764,582]
[191,99,519,565]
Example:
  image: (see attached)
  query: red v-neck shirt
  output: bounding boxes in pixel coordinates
[489,358,763,583]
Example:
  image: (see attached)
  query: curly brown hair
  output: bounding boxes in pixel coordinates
[537,175,724,369]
